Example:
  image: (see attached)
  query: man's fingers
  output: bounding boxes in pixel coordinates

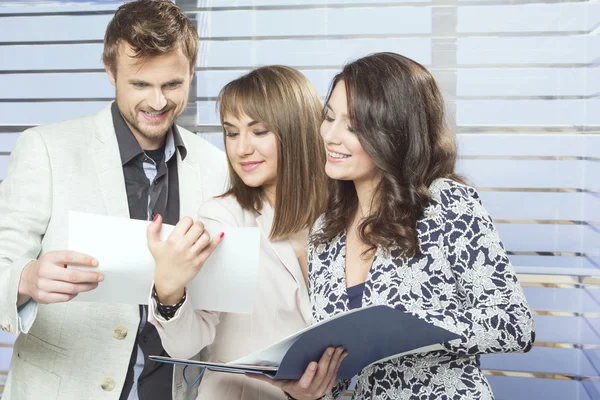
[38,279,99,295]
[37,292,77,305]
[46,266,104,284]
[147,214,163,245]
[44,250,98,268]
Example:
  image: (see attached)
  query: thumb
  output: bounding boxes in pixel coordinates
[147,214,163,246]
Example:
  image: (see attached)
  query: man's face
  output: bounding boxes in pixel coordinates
[106,42,193,149]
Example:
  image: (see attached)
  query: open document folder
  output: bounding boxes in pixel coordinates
[67,211,260,314]
[150,305,462,380]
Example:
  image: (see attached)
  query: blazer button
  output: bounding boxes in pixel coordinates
[113,325,128,340]
[101,377,116,391]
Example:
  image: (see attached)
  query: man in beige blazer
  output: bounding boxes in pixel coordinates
[0,1,227,399]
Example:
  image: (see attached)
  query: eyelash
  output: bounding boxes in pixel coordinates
[132,83,180,89]
[323,113,355,133]
[225,130,269,138]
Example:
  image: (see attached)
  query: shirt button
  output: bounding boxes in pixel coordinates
[101,377,116,391]
[113,325,128,340]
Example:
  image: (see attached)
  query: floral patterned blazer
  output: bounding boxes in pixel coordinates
[308,178,535,400]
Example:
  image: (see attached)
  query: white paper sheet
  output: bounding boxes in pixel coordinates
[67,211,260,314]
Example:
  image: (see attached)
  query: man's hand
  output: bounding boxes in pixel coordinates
[18,250,102,306]
[248,346,347,400]
[148,214,223,305]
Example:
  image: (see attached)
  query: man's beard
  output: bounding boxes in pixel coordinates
[119,102,180,140]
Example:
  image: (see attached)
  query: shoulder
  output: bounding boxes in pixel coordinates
[310,213,326,236]
[429,178,479,205]
[426,178,493,234]
[25,112,98,141]
[197,195,253,227]
[14,111,102,155]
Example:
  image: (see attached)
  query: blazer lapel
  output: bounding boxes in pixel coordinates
[177,136,203,220]
[91,105,129,218]
[256,206,312,324]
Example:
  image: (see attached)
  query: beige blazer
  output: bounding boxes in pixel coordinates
[149,195,312,400]
[0,104,228,400]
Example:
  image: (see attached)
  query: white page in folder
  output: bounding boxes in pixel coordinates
[67,211,260,314]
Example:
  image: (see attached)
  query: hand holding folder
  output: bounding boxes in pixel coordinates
[150,305,462,380]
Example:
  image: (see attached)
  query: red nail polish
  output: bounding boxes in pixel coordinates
[219,232,225,238]
[153,214,160,222]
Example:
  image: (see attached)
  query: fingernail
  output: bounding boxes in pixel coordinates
[219,232,225,238]
[309,363,317,371]
[152,214,160,222]
[328,348,334,356]
[97,274,104,282]
[92,258,99,267]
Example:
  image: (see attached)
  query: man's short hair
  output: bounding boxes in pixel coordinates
[102,0,198,74]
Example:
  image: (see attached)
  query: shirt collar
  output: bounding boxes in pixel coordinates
[111,101,187,165]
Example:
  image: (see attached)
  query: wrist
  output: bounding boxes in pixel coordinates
[154,280,185,305]
[152,285,186,321]
[17,261,35,306]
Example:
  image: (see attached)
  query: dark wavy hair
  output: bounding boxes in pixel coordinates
[312,52,464,257]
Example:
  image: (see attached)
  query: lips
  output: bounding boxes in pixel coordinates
[327,149,351,163]
[240,161,264,172]
[140,109,171,123]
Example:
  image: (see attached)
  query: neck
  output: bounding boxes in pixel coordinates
[353,177,379,221]
[263,185,276,209]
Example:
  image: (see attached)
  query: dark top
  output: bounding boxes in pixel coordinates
[112,102,186,225]
[347,282,366,310]
[112,102,185,400]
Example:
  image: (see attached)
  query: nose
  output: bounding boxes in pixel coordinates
[235,132,254,157]
[147,89,167,111]
[320,119,341,145]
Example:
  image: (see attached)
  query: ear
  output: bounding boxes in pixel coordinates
[105,65,116,86]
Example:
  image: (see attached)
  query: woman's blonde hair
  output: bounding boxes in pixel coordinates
[218,65,327,239]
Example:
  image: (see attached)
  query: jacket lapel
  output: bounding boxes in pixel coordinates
[91,105,130,218]
[176,133,203,220]
[256,206,312,324]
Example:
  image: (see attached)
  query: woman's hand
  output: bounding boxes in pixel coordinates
[147,214,223,304]
[247,346,347,400]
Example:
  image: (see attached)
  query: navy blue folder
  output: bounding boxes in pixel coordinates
[150,305,461,380]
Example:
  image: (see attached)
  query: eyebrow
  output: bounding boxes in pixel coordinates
[222,120,261,128]
[164,79,184,86]
[325,103,348,118]
[126,79,185,85]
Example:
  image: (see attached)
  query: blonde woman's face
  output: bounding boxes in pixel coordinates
[223,113,278,195]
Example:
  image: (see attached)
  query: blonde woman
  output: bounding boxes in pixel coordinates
[147,66,331,399]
